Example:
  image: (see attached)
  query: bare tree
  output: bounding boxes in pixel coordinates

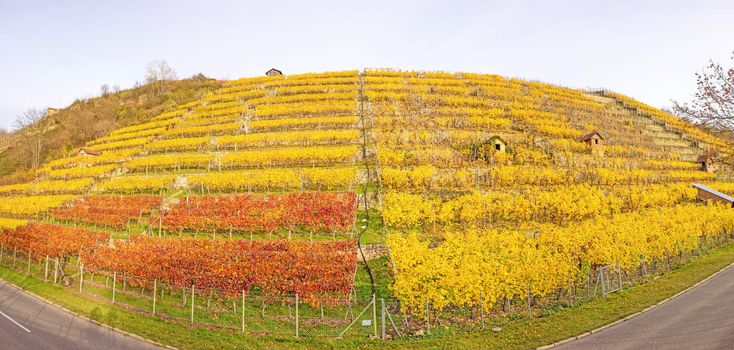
[100,84,110,96]
[0,127,8,144]
[145,60,177,96]
[673,52,734,131]
[13,108,47,169]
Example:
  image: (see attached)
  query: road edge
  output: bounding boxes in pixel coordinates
[0,278,178,350]
[536,260,734,349]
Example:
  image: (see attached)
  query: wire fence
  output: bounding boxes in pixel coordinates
[0,232,731,340]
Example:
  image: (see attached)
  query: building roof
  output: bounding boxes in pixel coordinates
[266,68,282,75]
[697,154,711,163]
[78,148,100,156]
[489,135,506,144]
[580,130,604,142]
[692,183,734,203]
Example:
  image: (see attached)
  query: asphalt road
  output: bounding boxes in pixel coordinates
[0,280,163,350]
[556,263,734,350]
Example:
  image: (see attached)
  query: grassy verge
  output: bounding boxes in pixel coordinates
[358,208,386,244]
[2,243,734,349]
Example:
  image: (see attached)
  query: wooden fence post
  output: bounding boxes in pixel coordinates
[26,250,31,275]
[44,256,49,281]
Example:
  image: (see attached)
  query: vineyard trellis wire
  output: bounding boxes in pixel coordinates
[0,226,732,340]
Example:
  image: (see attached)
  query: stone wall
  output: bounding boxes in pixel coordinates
[360,243,389,260]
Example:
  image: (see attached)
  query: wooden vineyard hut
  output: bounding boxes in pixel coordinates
[76,148,100,157]
[266,68,283,77]
[696,154,714,173]
[692,183,734,207]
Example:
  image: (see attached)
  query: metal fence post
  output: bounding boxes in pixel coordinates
[53,258,59,284]
[617,262,623,291]
[480,290,485,330]
[295,294,299,338]
[191,284,195,323]
[527,283,532,312]
[372,294,377,338]
[381,298,386,340]
[153,279,157,315]
[425,297,430,335]
[112,271,117,303]
[79,264,84,293]
[44,256,49,281]
[601,268,607,297]
[241,290,246,333]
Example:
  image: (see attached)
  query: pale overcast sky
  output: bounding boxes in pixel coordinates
[0,0,732,130]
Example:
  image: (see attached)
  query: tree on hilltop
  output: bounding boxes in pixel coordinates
[145,60,178,96]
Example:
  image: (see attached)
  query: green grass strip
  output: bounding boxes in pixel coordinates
[2,243,734,349]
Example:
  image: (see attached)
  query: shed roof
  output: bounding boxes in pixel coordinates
[580,130,604,142]
[78,148,100,156]
[692,183,734,203]
[696,154,711,163]
[266,68,282,75]
[490,135,506,144]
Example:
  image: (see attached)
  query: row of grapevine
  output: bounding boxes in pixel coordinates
[0,223,110,258]
[161,192,356,234]
[381,183,698,229]
[51,196,163,229]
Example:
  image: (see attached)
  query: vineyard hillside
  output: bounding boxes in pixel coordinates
[0,75,220,184]
[2,69,734,338]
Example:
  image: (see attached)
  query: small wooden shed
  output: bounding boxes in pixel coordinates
[77,148,100,157]
[266,68,283,77]
[491,136,507,152]
[692,183,734,207]
[697,154,714,173]
[580,130,605,146]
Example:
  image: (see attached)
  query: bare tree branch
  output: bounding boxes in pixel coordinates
[145,60,177,96]
[13,108,47,169]
[674,52,734,132]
